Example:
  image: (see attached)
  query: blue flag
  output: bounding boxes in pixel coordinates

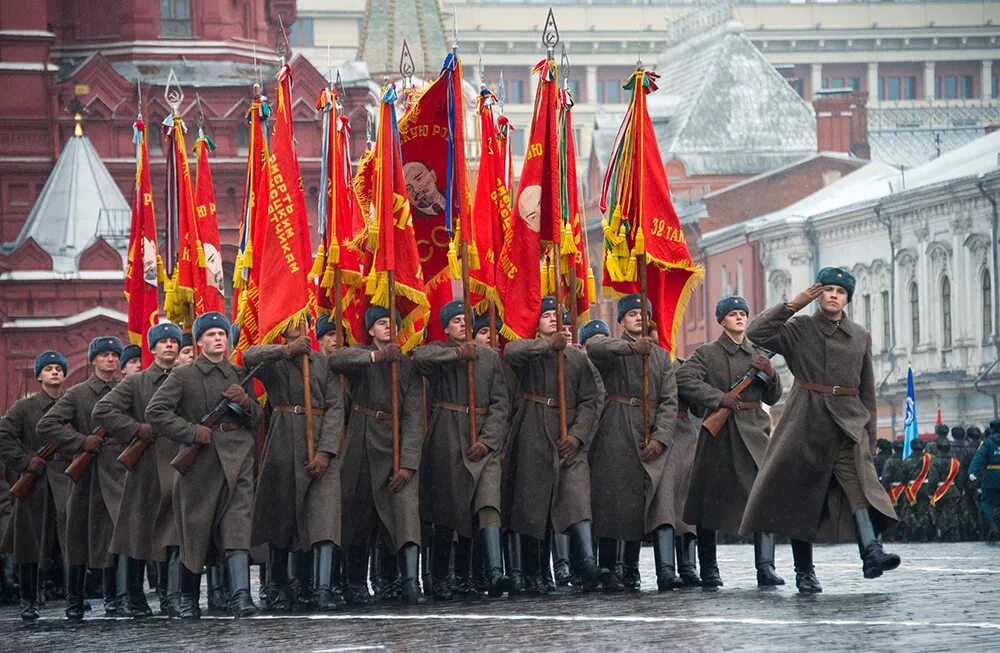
[903,367,919,459]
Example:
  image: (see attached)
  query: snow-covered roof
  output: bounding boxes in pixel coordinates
[3,130,129,273]
[357,0,448,76]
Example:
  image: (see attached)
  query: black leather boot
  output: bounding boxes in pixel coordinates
[345,546,373,605]
[332,547,346,601]
[597,538,625,592]
[675,533,701,586]
[178,564,202,618]
[754,532,785,587]
[536,532,556,594]
[480,525,512,598]
[622,541,641,591]
[791,539,821,593]
[126,557,153,617]
[266,549,291,612]
[552,533,572,587]
[207,564,227,613]
[854,508,900,579]
[697,527,723,587]
[293,551,315,610]
[163,547,182,617]
[653,526,683,591]
[156,561,168,613]
[431,528,453,601]
[65,564,86,621]
[397,543,426,605]
[312,542,343,610]
[103,563,120,617]
[504,532,525,595]
[377,543,400,601]
[227,551,258,618]
[568,521,610,587]
[420,542,433,597]
[471,533,488,594]
[19,563,39,621]
[452,535,480,598]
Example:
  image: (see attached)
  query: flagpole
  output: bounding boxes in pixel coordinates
[636,59,651,448]
[388,270,401,476]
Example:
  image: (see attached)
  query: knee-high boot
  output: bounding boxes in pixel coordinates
[104,560,120,617]
[431,528,454,601]
[504,531,525,595]
[854,508,901,579]
[227,551,257,618]
[552,533,571,587]
[754,532,785,587]
[267,548,291,612]
[178,563,202,619]
[345,545,373,606]
[696,527,722,587]
[312,541,342,610]
[207,564,227,613]
[19,563,39,621]
[65,564,86,621]
[791,539,821,593]
[481,525,512,597]
[675,533,700,586]
[653,525,683,591]
[567,521,610,586]
[397,542,426,605]
[452,535,479,598]
[125,557,153,617]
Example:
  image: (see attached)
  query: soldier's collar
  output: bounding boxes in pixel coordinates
[812,310,856,337]
[717,333,754,355]
[194,354,228,375]
[86,373,113,392]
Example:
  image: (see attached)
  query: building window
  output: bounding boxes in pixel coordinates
[789,78,804,98]
[507,79,526,104]
[881,290,891,351]
[289,18,314,47]
[993,74,998,99]
[910,281,920,346]
[941,276,952,350]
[509,128,525,157]
[962,75,975,99]
[887,78,901,101]
[984,269,993,343]
[160,0,192,37]
[565,79,582,103]
[236,122,249,156]
[598,79,623,104]
[881,76,918,101]
[937,75,959,100]
[862,293,872,332]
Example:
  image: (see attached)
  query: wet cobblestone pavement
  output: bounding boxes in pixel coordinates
[3,542,997,652]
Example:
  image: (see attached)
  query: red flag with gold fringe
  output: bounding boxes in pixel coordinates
[353,82,430,351]
[468,87,508,311]
[193,134,225,313]
[396,54,471,342]
[496,57,560,340]
[599,69,703,353]
[312,86,366,341]
[124,118,163,366]
[232,95,270,330]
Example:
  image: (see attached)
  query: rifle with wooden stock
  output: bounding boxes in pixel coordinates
[701,350,776,438]
[65,425,111,482]
[117,430,151,471]
[9,444,56,500]
[169,362,263,475]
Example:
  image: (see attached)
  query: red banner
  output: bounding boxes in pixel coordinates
[556,85,592,325]
[232,97,270,326]
[124,119,161,366]
[396,56,470,341]
[496,58,560,340]
[312,87,365,341]
[599,70,703,353]
[193,135,225,313]
[468,88,508,311]
[354,82,430,351]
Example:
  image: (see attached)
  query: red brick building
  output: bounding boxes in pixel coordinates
[0,1,372,408]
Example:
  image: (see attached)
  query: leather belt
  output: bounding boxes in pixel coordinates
[987,464,1000,470]
[607,394,653,408]
[676,410,688,419]
[215,422,242,432]
[434,401,486,415]
[738,402,762,411]
[272,405,325,417]
[353,404,391,421]
[794,380,859,396]
[523,394,575,409]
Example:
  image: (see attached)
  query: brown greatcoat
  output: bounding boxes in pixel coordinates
[503,339,605,540]
[244,346,343,551]
[677,334,782,534]
[92,363,178,561]
[0,391,60,564]
[329,345,423,552]
[740,304,897,543]
[36,374,123,568]
[586,336,678,541]
[412,340,511,538]
[670,363,698,536]
[145,355,263,570]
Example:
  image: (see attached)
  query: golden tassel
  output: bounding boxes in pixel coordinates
[196,242,207,267]
[586,268,597,303]
[309,243,327,280]
[447,239,463,280]
[633,227,645,257]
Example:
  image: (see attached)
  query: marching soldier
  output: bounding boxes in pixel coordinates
[119,344,143,377]
[0,351,68,620]
[969,422,1000,538]
[741,269,899,593]
[961,426,985,540]
[929,438,963,541]
[412,300,513,599]
[92,322,182,618]
[37,336,124,619]
[587,295,683,592]
[329,306,425,605]
[676,296,784,588]
[670,360,701,588]
[145,312,264,618]
[873,439,892,478]
[896,439,934,542]
[245,319,344,612]
[503,297,608,589]
[880,440,906,540]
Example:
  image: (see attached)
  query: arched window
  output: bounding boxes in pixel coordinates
[941,276,952,350]
[984,269,993,343]
[236,122,249,156]
[910,281,920,346]
[161,0,193,37]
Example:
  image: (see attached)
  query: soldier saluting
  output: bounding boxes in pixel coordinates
[93,322,183,618]
[741,268,900,592]
[677,296,785,589]
[0,351,69,620]
[37,336,124,620]
[412,300,513,599]
[145,312,264,618]
[244,319,345,612]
